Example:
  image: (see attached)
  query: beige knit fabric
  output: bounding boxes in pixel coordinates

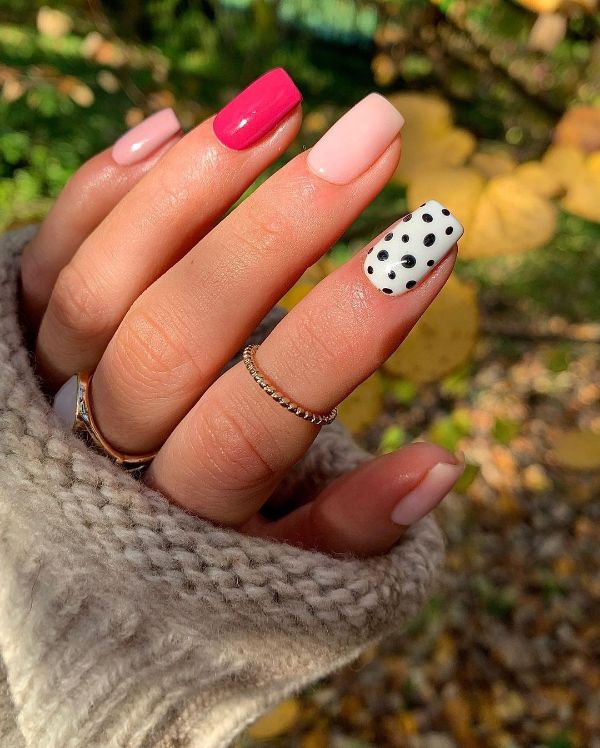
[0,226,445,748]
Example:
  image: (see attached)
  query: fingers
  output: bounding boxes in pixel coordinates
[144,201,462,526]
[86,93,404,454]
[20,109,183,328]
[241,443,464,558]
[36,69,303,388]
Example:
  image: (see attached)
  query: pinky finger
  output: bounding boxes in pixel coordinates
[20,108,182,328]
[242,442,464,558]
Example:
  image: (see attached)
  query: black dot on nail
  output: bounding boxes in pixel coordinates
[446,226,453,235]
[377,250,389,261]
[384,232,393,241]
[420,203,426,207]
[402,234,409,243]
[368,247,373,253]
[442,208,450,216]
[427,259,435,266]
[382,288,393,294]
[422,213,433,223]
[406,280,416,289]
[388,270,396,280]
[423,233,436,247]
[367,265,373,274]
[402,213,412,222]
[401,254,416,268]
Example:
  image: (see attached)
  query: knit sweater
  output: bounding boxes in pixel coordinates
[0,226,445,748]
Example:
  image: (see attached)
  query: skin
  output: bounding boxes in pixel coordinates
[21,102,462,558]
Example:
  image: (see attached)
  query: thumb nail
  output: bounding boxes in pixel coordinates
[390,459,464,526]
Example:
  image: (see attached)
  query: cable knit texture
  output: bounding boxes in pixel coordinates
[0,226,445,748]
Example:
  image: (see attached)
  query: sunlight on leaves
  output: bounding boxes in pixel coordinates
[384,276,479,383]
[409,167,558,258]
[387,93,476,186]
[554,106,600,154]
[337,372,384,434]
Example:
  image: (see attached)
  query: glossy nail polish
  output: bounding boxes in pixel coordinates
[364,200,463,296]
[391,460,464,526]
[111,108,181,166]
[307,93,404,185]
[53,375,78,428]
[213,68,302,150]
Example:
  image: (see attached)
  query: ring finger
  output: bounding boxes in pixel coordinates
[145,200,463,526]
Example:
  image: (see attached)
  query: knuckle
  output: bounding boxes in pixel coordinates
[111,303,203,394]
[228,205,291,260]
[191,389,285,492]
[49,262,112,340]
[290,306,340,371]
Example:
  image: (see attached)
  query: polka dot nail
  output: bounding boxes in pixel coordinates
[363,199,463,296]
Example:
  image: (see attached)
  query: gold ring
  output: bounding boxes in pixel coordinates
[70,371,157,472]
[242,344,337,426]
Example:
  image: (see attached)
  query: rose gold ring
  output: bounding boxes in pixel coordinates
[71,371,157,473]
[242,344,337,426]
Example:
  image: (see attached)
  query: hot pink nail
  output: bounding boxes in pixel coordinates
[307,93,404,185]
[390,460,464,526]
[213,68,302,150]
[112,108,181,166]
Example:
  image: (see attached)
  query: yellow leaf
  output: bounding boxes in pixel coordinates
[554,105,600,154]
[463,174,557,258]
[337,372,384,434]
[384,276,478,384]
[387,94,476,185]
[278,281,315,310]
[551,429,600,470]
[515,0,560,11]
[407,166,484,241]
[470,150,517,179]
[408,168,558,258]
[561,155,600,222]
[246,698,301,740]
[513,161,563,198]
[542,144,586,189]
[542,146,600,221]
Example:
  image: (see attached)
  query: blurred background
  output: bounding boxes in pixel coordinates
[1,1,599,745]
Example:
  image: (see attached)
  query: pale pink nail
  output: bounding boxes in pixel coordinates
[307,93,404,185]
[390,461,464,526]
[111,108,181,166]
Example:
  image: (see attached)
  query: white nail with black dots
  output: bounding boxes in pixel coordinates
[363,199,463,297]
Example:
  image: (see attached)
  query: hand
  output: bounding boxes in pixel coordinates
[20,69,464,558]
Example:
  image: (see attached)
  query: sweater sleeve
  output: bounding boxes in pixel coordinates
[0,226,445,748]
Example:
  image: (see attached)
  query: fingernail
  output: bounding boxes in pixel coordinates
[213,68,302,150]
[53,375,78,429]
[307,93,404,185]
[364,199,463,296]
[112,108,181,166]
[390,460,464,526]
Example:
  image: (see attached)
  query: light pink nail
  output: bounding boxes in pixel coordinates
[390,461,464,526]
[307,93,404,185]
[111,108,181,166]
